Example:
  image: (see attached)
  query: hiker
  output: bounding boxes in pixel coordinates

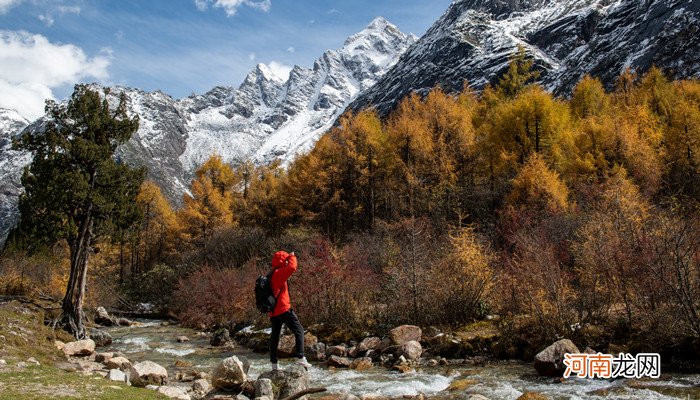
[269,250,311,370]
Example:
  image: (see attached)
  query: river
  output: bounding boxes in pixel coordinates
[102,320,700,400]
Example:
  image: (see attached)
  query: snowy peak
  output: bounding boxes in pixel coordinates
[345,17,408,48]
[0,108,31,247]
[0,108,29,138]
[350,0,700,114]
[342,16,417,60]
[180,16,415,173]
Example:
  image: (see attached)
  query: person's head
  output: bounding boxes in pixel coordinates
[272,250,289,269]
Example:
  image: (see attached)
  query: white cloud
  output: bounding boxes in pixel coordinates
[286,46,295,53]
[267,61,292,81]
[56,5,81,15]
[35,5,81,28]
[194,0,207,11]
[248,52,256,61]
[0,30,111,120]
[195,0,271,16]
[0,0,22,14]
[38,14,53,26]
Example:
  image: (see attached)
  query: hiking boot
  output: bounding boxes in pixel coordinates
[295,357,311,369]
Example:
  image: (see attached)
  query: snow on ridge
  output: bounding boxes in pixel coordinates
[179,16,415,172]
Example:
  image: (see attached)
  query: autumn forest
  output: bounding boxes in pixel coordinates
[3,52,700,363]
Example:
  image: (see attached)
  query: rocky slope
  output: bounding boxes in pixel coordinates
[350,0,700,114]
[0,109,30,246]
[0,18,416,247]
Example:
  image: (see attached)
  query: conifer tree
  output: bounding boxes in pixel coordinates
[13,85,144,338]
[496,45,541,99]
[178,154,235,249]
[135,181,177,274]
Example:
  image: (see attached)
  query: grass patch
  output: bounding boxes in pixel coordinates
[0,299,72,365]
[0,300,167,399]
[0,365,167,400]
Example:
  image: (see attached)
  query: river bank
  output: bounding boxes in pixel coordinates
[1,297,700,400]
[102,319,700,400]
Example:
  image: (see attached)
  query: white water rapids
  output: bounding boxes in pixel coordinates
[103,320,700,399]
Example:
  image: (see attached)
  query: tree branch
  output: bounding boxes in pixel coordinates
[279,387,327,400]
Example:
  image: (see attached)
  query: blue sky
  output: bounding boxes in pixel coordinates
[0,0,452,120]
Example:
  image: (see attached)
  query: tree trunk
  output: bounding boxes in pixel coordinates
[62,214,93,339]
[62,170,96,340]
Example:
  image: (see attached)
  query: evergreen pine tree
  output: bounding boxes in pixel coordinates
[12,84,144,339]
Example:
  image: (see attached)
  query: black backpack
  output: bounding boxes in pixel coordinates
[255,270,281,313]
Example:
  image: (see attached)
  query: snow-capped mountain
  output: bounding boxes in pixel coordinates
[0,18,416,248]
[0,109,30,246]
[350,0,700,114]
[180,17,416,172]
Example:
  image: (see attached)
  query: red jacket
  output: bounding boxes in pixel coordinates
[269,251,297,317]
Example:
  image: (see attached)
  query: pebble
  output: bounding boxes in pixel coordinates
[26,357,40,366]
[0,359,6,367]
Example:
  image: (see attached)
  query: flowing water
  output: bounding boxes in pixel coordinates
[103,320,700,400]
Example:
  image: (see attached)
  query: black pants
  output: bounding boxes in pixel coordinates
[270,310,305,363]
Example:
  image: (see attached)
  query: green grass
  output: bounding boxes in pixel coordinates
[0,365,167,400]
[0,299,72,365]
[0,300,167,399]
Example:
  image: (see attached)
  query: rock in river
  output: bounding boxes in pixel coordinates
[258,365,309,400]
[534,339,580,377]
[398,341,422,361]
[90,328,113,347]
[212,356,248,390]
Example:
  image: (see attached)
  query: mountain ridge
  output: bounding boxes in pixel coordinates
[349,0,700,115]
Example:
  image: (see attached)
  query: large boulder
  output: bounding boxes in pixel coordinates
[128,360,168,387]
[107,368,128,383]
[63,339,96,357]
[193,378,211,395]
[357,337,381,353]
[307,342,326,361]
[389,325,422,345]
[106,356,132,370]
[327,355,352,368]
[398,341,422,361]
[350,357,373,371]
[157,385,191,400]
[210,329,233,347]
[211,356,248,390]
[90,328,113,347]
[534,339,580,377]
[95,306,117,327]
[277,335,297,358]
[326,345,347,357]
[258,365,309,400]
[255,378,273,398]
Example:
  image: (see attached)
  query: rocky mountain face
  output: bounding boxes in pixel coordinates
[0,18,416,248]
[350,0,700,115]
[0,109,30,246]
